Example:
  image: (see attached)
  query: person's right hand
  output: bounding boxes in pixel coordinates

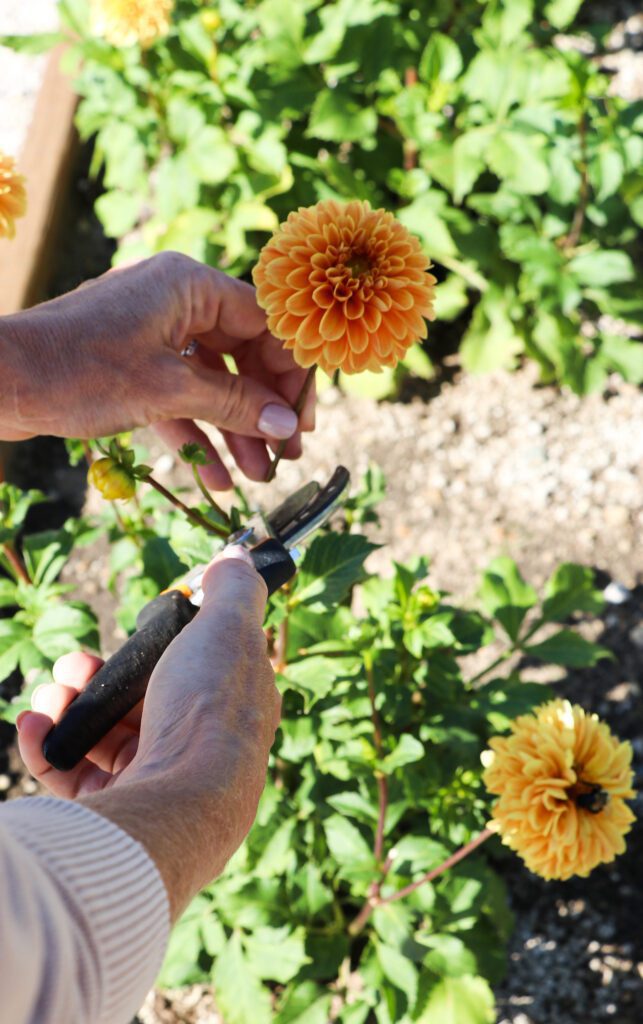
[17,546,280,918]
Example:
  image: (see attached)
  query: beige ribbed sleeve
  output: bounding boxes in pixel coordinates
[0,796,170,1024]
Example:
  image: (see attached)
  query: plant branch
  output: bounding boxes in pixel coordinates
[145,474,229,538]
[192,466,231,527]
[563,108,589,250]
[381,828,493,906]
[1,543,30,584]
[266,366,317,482]
[366,654,388,863]
[348,828,494,935]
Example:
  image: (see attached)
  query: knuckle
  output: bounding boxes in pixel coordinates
[216,374,251,428]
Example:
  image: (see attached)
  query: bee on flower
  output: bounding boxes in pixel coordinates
[90,0,174,49]
[0,152,27,240]
[482,699,635,881]
[252,199,436,376]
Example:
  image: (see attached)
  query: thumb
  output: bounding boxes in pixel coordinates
[200,546,268,624]
[182,367,299,441]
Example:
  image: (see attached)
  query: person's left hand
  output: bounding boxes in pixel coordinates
[0,252,316,488]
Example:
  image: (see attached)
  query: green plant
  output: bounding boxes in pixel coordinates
[3,0,641,393]
[0,438,619,1020]
[0,483,99,720]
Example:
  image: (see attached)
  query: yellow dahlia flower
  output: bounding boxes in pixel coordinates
[91,0,174,48]
[252,200,436,375]
[483,699,635,880]
[0,152,27,239]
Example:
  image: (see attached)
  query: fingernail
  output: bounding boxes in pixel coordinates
[16,711,28,733]
[216,544,254,566]
[257,403,298,440]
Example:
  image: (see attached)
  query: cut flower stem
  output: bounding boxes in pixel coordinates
[266,365,317,482]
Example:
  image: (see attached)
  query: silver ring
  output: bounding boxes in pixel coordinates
[180,339,199,358]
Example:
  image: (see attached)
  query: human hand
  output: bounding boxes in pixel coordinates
[0,252,316,488]
[17,546,280,916]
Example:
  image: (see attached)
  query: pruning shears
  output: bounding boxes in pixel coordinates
[43,466,350,772]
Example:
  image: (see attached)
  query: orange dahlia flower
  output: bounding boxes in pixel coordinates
[482,699,635,881]
[91,0,174,48]
[0,152,27,240]
[252,200,436,375]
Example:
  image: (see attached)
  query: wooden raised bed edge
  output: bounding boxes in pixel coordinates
[0,45,78,318]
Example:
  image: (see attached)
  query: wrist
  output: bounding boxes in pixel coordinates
[79,766,258,923]
[0,307,67,440]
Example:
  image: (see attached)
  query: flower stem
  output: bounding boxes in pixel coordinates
[347,828,494,936]
[192,465,231,527]
[365,653,388,863]
[265,366,316,483]
[1,542,30,584]
[146,474,229,538]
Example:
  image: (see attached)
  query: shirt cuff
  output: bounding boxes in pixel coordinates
[2,796,170,1024]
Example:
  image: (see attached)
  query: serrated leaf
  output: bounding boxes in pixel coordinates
[212,931,272,1024]
[380,734,425,774]
[274,981,332,1024]
[307,88,377,143]
[0,619,31,681]
[416,973,495,1023]
[32,603,99,660]
[323,815,374,864]
[244,926,311,983]
[569,250,635,288]
[280,654,360,711]
[416,933,477,977]
[525,630,611,667]
[376,943,418,1007]
[292,533,376,611]
[542,563,604,621]
[478,558,537,641]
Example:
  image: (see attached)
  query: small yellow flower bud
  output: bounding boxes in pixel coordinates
[88,457,137,501]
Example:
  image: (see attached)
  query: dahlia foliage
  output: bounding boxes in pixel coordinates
[90,0,174,48]
[483,699,635,881]
[253,199,436,375]
[0,152,27,240]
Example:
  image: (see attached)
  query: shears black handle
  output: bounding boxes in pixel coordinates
[42,539,296,771]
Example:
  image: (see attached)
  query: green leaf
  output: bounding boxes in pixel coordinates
[419,34,462,85]
[95,191,141,236]
[244,926,311,983]
[460,295,524,374]
[401,343,434,380]
[416,974,495,1024]
[479,558,537,641]
[141,537,187,589]
[544,0,584,30]
[392,835,449,871]
[486,131,550,194]
[542,563,604,622]
[525,630,611,667]
[324,814,371,860]
[185,126,238,185]
[0,619,31,681]
[280,654,359,711]
[274,982,332,1024]
[212,931,272,1024]
[598,335,643,385]
[254,817,297,878]
[417,934,477,977]
[380,734,425,774]
[376,943,418,1008]
[569,251,635,288]
[292,533,376,611]
[0,579,17,609]
[404,615,456,658]
[339,367,397,400]
[0,33,64,54]
[452,129,490,204]
[307,88,377,143]
[326,790,378,824]
[32,603,99,660]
